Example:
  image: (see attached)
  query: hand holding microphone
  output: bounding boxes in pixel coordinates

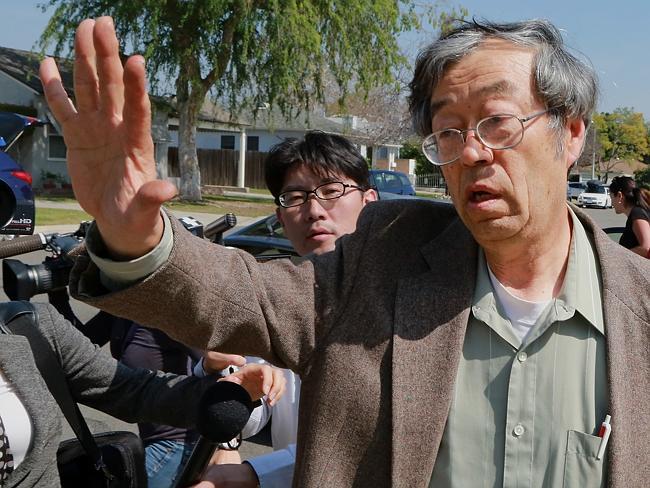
[172,381,254,488]
[174,364,287,487]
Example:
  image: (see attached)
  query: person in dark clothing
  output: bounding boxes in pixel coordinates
[0,301,285,488]
[54,305,212,487]
[609,176,650,257]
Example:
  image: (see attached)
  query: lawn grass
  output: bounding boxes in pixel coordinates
[164,196,276,218]
[36,207,92,225]
[36,194,276,221]
[247,187,272,195]
[416,191,447,199]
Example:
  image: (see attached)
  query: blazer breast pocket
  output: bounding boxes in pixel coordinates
[563,430,606,488]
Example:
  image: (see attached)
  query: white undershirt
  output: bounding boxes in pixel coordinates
[0,370,33,467]
[487,266,551,342]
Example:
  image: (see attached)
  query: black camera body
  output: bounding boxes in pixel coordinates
[1,213,236,301]
[3,233,83,300]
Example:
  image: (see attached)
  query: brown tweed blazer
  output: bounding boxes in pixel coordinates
[70,199,650,488]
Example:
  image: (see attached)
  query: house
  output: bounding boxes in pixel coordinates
[570,158,647,184]
[0,45,178,190]
[0,45,71,188]
[0,44,412,191]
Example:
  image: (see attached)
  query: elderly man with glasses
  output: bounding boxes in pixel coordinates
[41,16,649,488]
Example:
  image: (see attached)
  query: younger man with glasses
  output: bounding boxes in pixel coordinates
[201,131,377,487]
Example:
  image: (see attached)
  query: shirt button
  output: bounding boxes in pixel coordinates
[513,424,525,437]
[517,351,528,362]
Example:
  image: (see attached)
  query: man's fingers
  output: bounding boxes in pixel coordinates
[93,17,125,119]
[267,368,286,406]
[73,19,100,112]
[223,354,247,367]
[39,58,77,124]
[204,352,247,371]
[123,55,153,153]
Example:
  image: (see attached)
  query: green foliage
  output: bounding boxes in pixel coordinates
[635,164,650,190]
[38,0,442,200]
[592,108,650,162]
[38,0,418,116]
[399,140,430,175]
[39,169,66,183]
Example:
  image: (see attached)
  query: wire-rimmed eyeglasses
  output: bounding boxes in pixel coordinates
[277,181,365,208]
[421,109,552,166]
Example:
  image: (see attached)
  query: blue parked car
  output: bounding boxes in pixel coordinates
[0,112,44,235]
[369,169,416,196]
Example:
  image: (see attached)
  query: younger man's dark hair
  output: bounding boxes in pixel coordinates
[265,131,371,203]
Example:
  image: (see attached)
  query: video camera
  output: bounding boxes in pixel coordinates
[0,213,237,301]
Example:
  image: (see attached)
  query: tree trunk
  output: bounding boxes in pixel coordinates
[178,99,202,201]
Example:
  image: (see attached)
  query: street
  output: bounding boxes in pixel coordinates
[0,203,627,461]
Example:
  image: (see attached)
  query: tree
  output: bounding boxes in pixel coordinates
[322,5,468,147]
[635,164,650,190]
[39,0,430,201]
[591,108,650,181]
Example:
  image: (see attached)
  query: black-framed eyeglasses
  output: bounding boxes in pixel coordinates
[421,109,552,166]
[277,181,364,208]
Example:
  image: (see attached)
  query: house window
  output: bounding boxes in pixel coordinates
[378,147,388,159]
[48,125,67,160]
[221,135,235,150]
[246,136,259,152]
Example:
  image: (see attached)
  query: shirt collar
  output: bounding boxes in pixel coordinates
[558,206,605,335]
[471,207,604,336]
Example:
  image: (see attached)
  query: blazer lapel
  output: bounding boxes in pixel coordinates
[585,219,650,488]
[391,219,477,487]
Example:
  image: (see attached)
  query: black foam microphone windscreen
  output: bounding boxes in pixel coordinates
[172,381,254,487]
[197,380,254,442]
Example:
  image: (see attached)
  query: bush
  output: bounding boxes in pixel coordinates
[635,165,650,190]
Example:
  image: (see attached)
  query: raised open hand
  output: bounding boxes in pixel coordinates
[39,17,177,258]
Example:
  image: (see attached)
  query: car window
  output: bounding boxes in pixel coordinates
[371,172,384,190]
[397,173,411,186]
[0,113,26,150]
[242,216,286,238]
[383,173,402,189]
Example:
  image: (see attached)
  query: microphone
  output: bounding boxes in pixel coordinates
[0,233,48,258]
[203,213,237,243]
[173,381,254,487]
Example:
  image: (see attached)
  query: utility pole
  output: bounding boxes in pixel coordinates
[590,121,596,180]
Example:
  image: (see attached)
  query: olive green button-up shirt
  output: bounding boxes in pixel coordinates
[430,209,609,488]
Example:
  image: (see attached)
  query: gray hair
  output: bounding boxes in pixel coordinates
[408,19,598,152]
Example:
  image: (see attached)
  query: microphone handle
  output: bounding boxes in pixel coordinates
[172,437,218,488]
[0,233,48,258]
[203,213,237,242]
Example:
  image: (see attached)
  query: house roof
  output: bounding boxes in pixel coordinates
[0,45,73,95]
[0,45,400,146]
[240,106,371,141]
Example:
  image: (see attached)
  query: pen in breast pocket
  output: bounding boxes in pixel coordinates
[596,414,611,460]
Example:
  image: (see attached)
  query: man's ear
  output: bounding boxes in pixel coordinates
[363,188,379,205]
[565,117,586,170]
[275,207,284,226]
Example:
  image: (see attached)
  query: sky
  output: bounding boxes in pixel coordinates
[1,0,648,118]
